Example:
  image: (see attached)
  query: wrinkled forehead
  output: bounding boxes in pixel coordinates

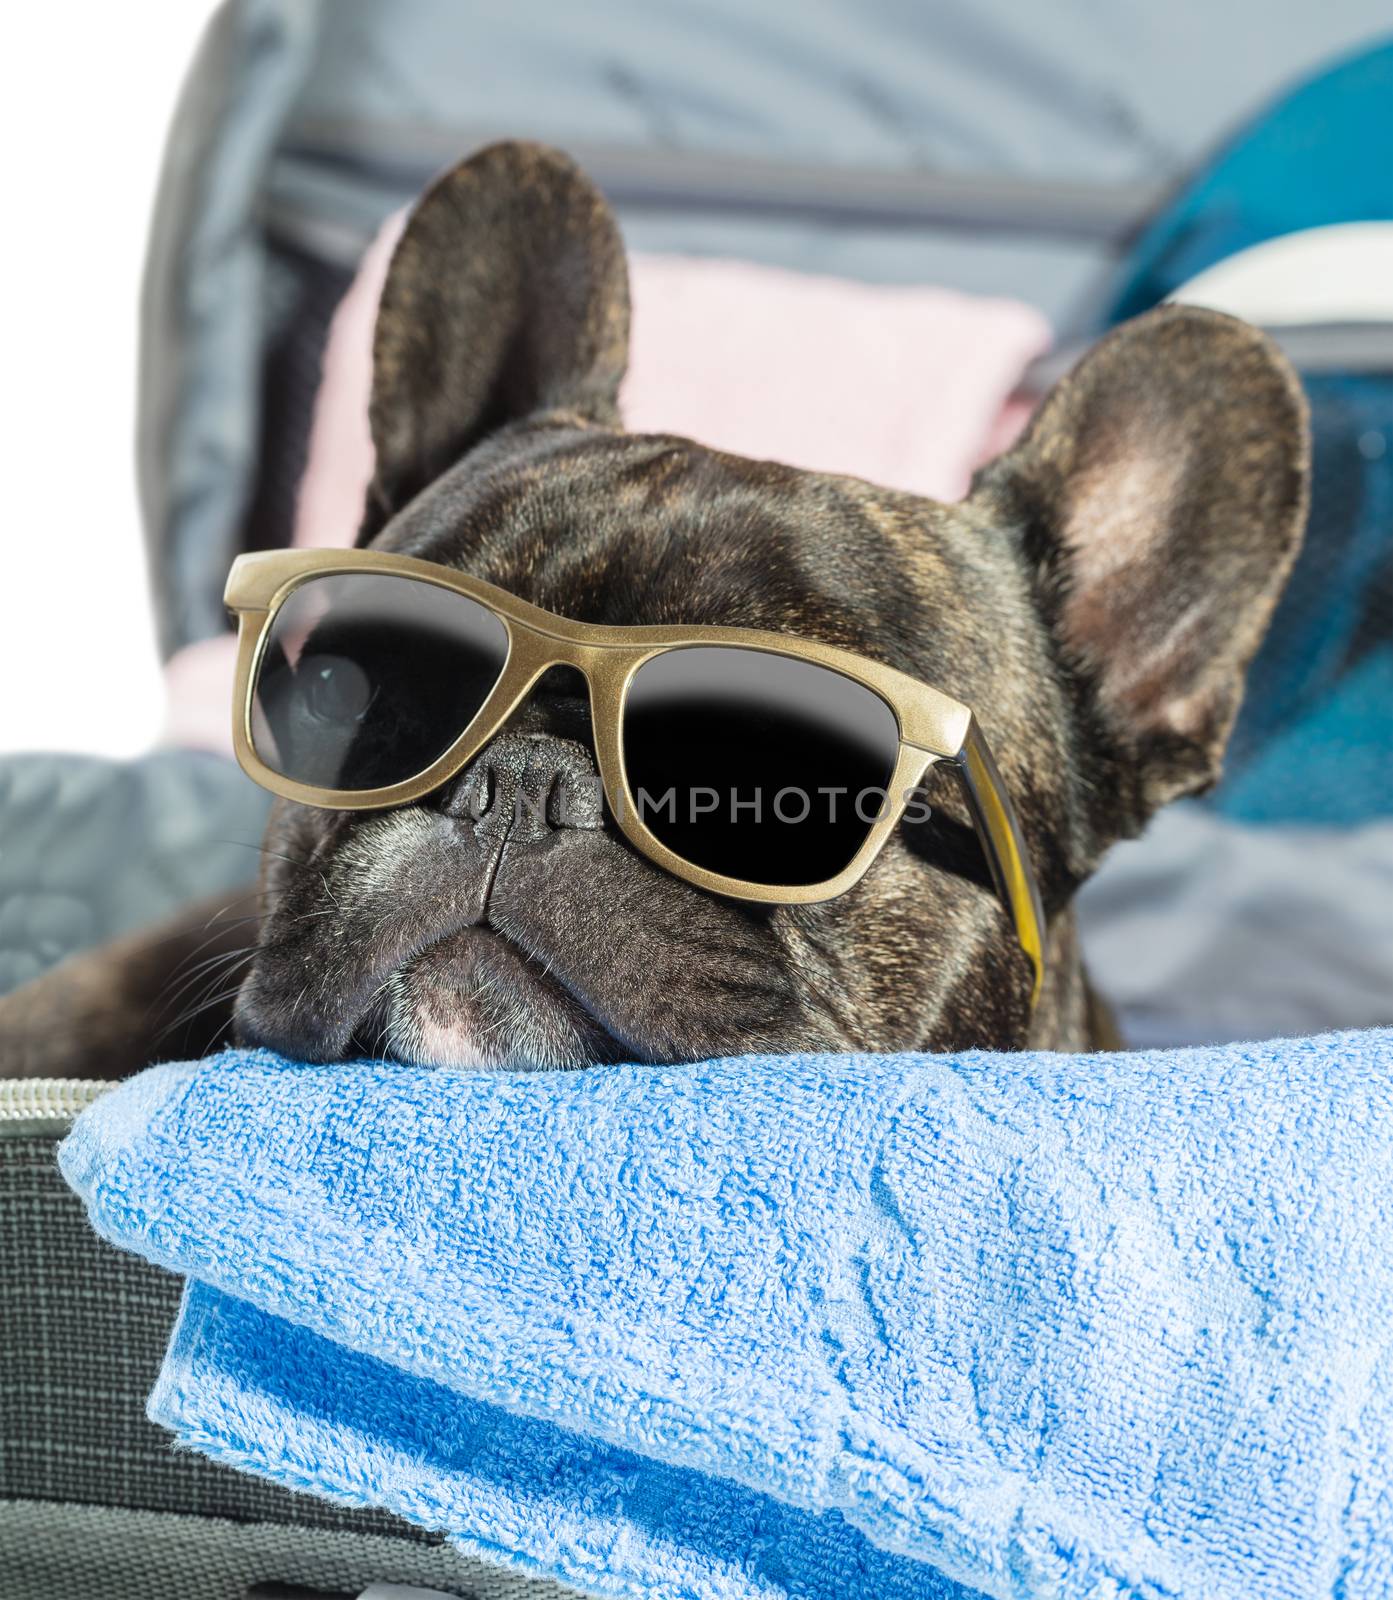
[367,426,992,666]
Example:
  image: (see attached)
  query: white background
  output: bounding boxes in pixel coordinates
[1,3,221,756]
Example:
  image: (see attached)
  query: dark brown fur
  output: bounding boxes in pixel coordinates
[0,142,1308,1079]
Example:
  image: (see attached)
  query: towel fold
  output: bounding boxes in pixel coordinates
[61,1034,1393,1600]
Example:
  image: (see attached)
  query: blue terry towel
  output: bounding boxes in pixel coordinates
[61,1032,1393,1600]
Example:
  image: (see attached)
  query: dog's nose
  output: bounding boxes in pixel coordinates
[442,732,605,844]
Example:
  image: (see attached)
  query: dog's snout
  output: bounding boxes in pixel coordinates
[445,732,605,843]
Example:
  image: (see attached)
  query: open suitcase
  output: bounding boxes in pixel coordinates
[2,5,1389,1595]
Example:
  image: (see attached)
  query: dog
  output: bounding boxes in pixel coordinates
[0,141,1309,1080]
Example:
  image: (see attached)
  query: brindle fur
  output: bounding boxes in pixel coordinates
[0,142,1308,1079]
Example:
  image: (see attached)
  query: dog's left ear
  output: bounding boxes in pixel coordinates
[972,304,1309,834]
[364,140,630,534]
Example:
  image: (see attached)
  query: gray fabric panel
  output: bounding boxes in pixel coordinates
[265,147,1117,312]
[0,1500,579,1600]
[138,0,325,658]
[0,1126,418,1535]
[0,1124,582,1597]
[274,125,1155,240]
[0,753,269,998]
[293,0,1389,190]
[275,0,1392,321]
[1078,804,1393,1048]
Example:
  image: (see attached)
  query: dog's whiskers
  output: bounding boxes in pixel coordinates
[155,944,258,1021]
[153,977,253,1052]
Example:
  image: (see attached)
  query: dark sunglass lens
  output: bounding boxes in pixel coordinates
[251,574,509,790]
[622,647,900,888]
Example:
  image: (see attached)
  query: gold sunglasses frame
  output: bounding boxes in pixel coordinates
[226,548,1045,1001]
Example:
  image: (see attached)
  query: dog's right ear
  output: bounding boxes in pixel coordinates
[972,305,1309,846]
[363,141,630,536]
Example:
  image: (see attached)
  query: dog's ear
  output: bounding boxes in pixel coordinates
[973,304,1309,833]
[363,141,630,533]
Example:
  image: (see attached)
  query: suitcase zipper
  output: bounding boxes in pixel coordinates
[0,1077,110,1129]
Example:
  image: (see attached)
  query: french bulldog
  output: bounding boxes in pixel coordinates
[0,141,1309,1080]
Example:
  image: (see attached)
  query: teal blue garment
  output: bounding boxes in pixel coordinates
[1216,374,1393,826]
[1103,38,1393,826]
[1221,648,1393,825]
[61,1039,1393,1600]
[1107,39,1393,321]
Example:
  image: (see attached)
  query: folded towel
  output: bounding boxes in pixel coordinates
[61,1034,1393,1600]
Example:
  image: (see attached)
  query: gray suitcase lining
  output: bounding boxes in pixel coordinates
[0,1084,579,1600]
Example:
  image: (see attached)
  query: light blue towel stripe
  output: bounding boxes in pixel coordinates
[60,1033,1393,1600]
[156,1282,974,1598]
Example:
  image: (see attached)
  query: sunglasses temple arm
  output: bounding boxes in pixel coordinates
[950,721,1046,1008]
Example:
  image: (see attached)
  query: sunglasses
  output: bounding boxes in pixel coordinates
[225,549,1045,1001]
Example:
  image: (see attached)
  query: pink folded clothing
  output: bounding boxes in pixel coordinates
[165,216,1051,751]
[623,254,1049,502]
